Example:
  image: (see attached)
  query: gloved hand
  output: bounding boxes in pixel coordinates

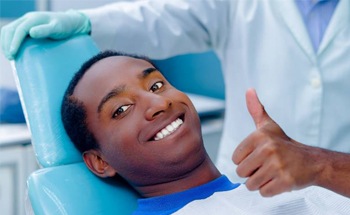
[1,10,91,60]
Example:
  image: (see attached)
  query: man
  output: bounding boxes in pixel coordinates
[2,0,350,197]
[60,50,350,214]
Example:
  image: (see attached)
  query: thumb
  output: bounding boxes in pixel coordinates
[29,23,56,38]
[246,88,272,129]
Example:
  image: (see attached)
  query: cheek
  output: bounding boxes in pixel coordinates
[97,121,142,166]
[174,91,201,123]
[171,90,194,106]
[99,133,136,171]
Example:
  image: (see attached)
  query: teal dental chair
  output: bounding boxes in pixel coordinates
[14,35,139,215]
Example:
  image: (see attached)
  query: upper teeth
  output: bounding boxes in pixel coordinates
[154,118,183,141]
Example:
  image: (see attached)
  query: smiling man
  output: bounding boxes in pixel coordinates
[61,51,350,215]
[63,51,221,196]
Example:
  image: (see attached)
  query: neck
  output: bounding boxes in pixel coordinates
[135,154,221,198]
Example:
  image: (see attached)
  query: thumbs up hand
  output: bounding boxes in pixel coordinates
[232,88,323,197]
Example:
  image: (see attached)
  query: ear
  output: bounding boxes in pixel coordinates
[83,150,117,178]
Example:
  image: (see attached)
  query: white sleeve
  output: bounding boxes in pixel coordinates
[81,0,232,59]
[174,186,350,215]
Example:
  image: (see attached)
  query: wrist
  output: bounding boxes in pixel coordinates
[295,142,328,188]
[65,10,91,35]
[311,147,329,187]
[305,146,350,197]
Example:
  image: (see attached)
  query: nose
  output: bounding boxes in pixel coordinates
[144,93,172,121]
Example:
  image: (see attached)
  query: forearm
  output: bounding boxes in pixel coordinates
[81,0,230,59]
[314,148,350,197]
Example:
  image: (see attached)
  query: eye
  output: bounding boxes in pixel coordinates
[150,81,164,92]
[113,104,131,118]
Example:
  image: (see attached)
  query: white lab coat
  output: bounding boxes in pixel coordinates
[174,185,350,215]
[83,0,350,182]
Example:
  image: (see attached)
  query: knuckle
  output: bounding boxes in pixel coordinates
[260,186,277,197]
[236,165,245,177]
[23,12,34,17]
[254,129,266,140]
[259,188,271,197]
[232,156,239,165]
[270,160,283,171]
[282,174,295,188]
[246,183,255,191]
[50,20,59,28]
[25,11,39,18]
[3,25,13,32]
[259,141,277,156]
[232,147,244,164]
[236,164,251,178]
[17,27,27,34]
[25,11,49,21]
[245,179,258,191]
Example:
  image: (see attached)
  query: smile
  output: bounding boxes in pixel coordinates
[153,118,183,141]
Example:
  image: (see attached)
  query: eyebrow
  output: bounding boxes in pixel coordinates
[97,67,158,114]
[97,85,126,113]
[138,67,158,79]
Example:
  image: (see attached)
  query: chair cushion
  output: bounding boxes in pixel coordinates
[15,35,99,167]
[27,162,139,215]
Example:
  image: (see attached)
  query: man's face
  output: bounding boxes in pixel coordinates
[73,56,205,186]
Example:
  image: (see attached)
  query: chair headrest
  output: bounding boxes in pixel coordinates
[14,35,99,167]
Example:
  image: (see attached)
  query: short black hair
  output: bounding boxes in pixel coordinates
[61,50,158,154]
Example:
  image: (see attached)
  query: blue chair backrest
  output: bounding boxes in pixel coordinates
[15,35,97,167]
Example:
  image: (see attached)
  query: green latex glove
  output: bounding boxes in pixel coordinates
[1,10,91,60]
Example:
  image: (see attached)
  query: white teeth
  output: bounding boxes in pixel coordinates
[171,121,178,128]
[166,125,174,132]
[162,129,170,136]
[176,118,183,124]
[153,117,184,141]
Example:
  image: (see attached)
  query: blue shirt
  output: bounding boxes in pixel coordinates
[295,0,339,51]
[132,175,240,215]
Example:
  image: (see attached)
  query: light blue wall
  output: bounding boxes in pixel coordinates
[155,52,225,99]
[0,0,36,18]
[0,0,38,89]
